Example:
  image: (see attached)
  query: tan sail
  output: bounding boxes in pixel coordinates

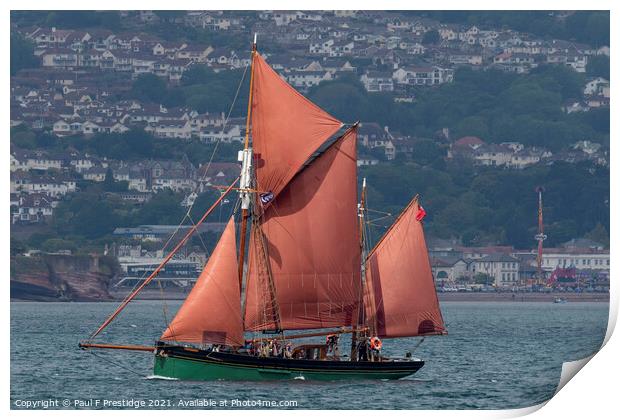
[244,129,361,331]
[251,54,343,201]
[364,198,446,338]
[161,217,243,346]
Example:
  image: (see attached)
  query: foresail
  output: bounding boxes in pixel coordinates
[251,54,343,201]
[161,217,243,346]
[244,129,361,331]
[364,198,446,338]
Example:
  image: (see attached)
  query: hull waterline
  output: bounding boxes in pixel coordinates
[153,345,424,381]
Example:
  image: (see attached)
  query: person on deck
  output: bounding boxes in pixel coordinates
[326,334,340,358]
[259,341,269,358]
[370,336,382,361]
[357,337,369,361]
[284,342,293,359]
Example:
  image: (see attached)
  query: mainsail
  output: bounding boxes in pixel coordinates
[251,54,343,200]
[161,217,243,346]
[244,129,361,331]
[364,198,446,338]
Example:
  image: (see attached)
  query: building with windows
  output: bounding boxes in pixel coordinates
[470,253,520,288]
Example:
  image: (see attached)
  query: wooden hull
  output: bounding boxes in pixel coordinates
[153,344,424,381]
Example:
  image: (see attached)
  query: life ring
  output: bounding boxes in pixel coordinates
[370,337,382,351]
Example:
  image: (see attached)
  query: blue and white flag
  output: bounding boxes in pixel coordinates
[260,191,274,205]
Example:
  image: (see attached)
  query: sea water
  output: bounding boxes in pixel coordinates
[10,300,608,409]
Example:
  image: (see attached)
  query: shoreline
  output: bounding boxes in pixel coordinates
[437,291,609,303]
[10,291,610,303]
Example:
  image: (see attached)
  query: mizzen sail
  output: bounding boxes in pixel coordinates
[364,198,446,338]
[244,128,361,331]
[161,217,243,346]
[251,54,343,200]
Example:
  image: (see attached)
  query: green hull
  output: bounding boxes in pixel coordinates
[153,353,422,381]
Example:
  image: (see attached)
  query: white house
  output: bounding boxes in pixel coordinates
[471,254,520,288]
[542,250,610,272]
[360,71,394,92]
[584,78,610,97]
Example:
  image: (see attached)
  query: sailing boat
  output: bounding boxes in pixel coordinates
[79,37,446,381]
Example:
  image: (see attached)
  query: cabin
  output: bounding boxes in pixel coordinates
[291,344,329,360]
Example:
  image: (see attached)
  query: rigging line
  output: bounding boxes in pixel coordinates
[186,212,211,257]
[367,215,393,223]
[182,61,249,220]
[89,178,239,340]
[105,213,191,340]
[156,277,171,329]
[86,49,248,341]
[366,208,393,216]
[363,192,374,256]
[367,222,391,228]
[150,64,248,333]
[84,349,145,378]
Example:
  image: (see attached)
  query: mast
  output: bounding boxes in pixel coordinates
[351,177,367,360]
[534,186,546,287]
[237,33,258,288]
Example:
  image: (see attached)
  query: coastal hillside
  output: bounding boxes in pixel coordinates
[10,254,118,301]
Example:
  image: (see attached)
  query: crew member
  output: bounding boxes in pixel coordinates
[326,334,339,356]
[284,342,293,359]
[370,336,382,361]
[357,337,369,361]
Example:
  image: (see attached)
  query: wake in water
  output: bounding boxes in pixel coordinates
[145,375,179,381]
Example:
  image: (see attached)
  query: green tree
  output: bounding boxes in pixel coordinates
[411,139,444,166]
[422,30,440,45]
[586,55,610,80]
[102,167,128,192]
[10,34,39,75]
[41,238,77,253]
[41,11,121,30]
[474,273,494,285]
[131,74,168,104]
[134,190,185,225]
[10,237,27,256]
[585,222,609,248]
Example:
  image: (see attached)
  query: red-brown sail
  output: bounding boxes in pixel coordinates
[364,198,446,338]
[161,217,243,346]
[251,54,343,200]
[244,129,361,331]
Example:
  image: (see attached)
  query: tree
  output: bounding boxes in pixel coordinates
[474,273,494,285]
[454,116,490,140]
[181,65,214,86]
[10,237,27,256]
[42,238,77,253]
[103,167,128,192]
[10,34,39,76]
[422,30,440,45]
[189,190,228,221]
[134,190,185,225]
[585,223,609,248]
[586,55,610,80]
[131,74,168,103]
[411,139,444,166]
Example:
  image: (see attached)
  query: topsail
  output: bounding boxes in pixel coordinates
[251,54,343,201]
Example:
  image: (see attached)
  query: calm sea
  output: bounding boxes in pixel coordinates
[10,300,608,410]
